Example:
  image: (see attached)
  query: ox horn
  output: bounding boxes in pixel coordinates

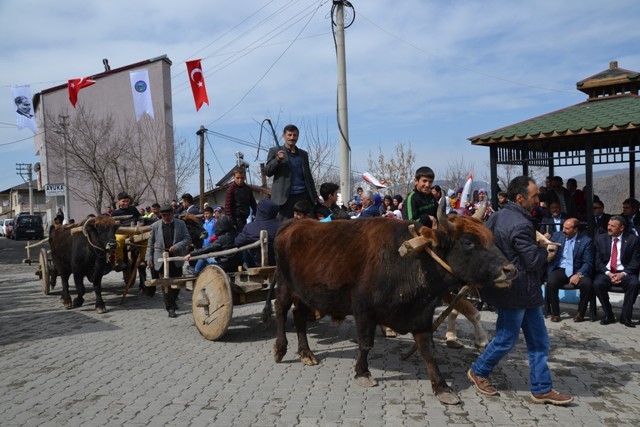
[472,201,487,220]
[82,217,96,238]
[437,196,454,231]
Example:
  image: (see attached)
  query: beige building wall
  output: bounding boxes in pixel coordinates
[34,55,175,221]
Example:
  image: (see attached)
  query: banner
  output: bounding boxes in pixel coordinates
[186,59,209,111]
[68,77,95,108]
[11,85,37,133]
[130,69,154,121]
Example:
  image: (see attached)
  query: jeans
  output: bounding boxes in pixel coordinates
[194,258,217,275]
[471,306,552,395]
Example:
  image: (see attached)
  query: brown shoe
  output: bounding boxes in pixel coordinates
[531,389,573,405]
[573,314,584,323]
[550,315,561,322]
[467,369,498,396]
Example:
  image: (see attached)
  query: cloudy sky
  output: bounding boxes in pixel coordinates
[1,0,638,195]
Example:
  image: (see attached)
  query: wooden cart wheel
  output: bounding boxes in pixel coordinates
[192,265,233,341]
[39,248,50,295]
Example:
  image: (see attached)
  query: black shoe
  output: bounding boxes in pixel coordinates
[600,317,616,325]
[620,318,636,328]
[167,308,177,318]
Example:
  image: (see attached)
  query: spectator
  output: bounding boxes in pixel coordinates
[540,201,567,236]
[354,187,364,204]
[379,194,394,216]
[346,200,359,218]
[392,194,403,211]
[497,191,508,210]
[265,124,318,219]
[546,218,593,322]
[314,182,340,220]
[180,193,200,215]
[293,200,313,220]
[592,215,640,327]
[402,166,437,228]
[235,199,282,267]
[185,216,242,274]
[545,176,576,218]
[592,199,611,235]
[566,178,586,220]
[225,167,257,232]
[620,197,640,236]
[358,190,380,218]
[190,206,217,275]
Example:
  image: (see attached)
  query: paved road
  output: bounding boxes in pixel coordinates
[1,261,639,426]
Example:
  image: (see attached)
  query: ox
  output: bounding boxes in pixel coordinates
[271,199,516,405]
[50,216,120,313]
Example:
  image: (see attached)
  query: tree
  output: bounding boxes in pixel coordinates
[437,157,474,194]
[366,142,416,197]
[44,106,181,214]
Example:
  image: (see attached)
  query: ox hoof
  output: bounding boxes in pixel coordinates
[354,373,378,388]
[299,350,318,366]
[95,306,107,314]
[273,345,286,363]
[446,339,464,349]
[475,343,488,353]
[63,301,73,310]
[435,389,461,405]
[72,297,84,308]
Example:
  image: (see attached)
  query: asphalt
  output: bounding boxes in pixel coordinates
[1,263,639,427]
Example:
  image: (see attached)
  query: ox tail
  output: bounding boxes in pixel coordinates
[260,277,277,323]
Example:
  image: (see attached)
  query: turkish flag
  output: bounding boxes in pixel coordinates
[186,59,209,111]
[68,77,96,108]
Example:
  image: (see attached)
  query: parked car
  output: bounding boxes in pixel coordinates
[12,214,44,240]
[0,218,13,237]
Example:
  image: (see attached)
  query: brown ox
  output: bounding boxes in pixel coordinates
[271,199,516,405]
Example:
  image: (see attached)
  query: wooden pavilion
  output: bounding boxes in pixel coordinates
[469,61,640,235]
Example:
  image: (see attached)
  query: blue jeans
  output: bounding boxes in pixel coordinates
[471,306,552,395]
[194,258,217,275]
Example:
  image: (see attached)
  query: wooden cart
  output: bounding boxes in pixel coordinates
[148,230,274,341]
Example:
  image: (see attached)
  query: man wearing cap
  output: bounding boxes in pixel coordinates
[112,191,142,271]
[145,205,192,318]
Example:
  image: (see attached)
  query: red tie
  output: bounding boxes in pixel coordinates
[611,237,618,273]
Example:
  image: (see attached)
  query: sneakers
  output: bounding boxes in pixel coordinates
[467,369,498,396]
[531,389,573,405]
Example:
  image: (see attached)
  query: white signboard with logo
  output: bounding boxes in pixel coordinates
[44,184,65,197]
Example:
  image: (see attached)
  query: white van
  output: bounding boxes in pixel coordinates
[1,218,13,237]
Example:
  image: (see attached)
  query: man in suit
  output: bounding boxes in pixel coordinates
[621,198,640,236]
[593,199,611,235]
[546,218,593,322]
[544,176,576,218]
[540,201,568,236]
[593,215,640,327]
[145,204,192,318]
[265,124,318,219]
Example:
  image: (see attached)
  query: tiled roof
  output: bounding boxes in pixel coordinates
[469,94,640,145]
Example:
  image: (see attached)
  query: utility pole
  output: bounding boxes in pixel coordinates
[16,163,34,214]
[196,125,207,211]
[59,115,71,222]
[205,161,213,191]
[334,0,351,202]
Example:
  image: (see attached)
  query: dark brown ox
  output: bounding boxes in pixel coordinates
[50,216,119,313]
[271,199,516,405]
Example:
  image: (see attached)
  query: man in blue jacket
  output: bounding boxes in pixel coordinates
[547,218,593,323]
[467,175,573,406]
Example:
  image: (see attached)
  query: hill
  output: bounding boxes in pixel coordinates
[571,169,640,213]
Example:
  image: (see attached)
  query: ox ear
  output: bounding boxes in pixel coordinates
[398,225,439,257]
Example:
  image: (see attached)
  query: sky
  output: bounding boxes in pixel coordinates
[1,0,639,197]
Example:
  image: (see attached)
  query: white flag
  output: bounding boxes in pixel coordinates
[11,85,37,133]
[129,69,154,121]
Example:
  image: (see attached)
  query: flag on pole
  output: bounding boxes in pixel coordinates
[185,59,209,111]
[11,85,37,133]
[68,77,96,108]
[129,69,154,121]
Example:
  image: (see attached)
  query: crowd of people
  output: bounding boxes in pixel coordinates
[74,124,639,407]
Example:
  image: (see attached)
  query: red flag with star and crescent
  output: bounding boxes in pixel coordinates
[68,77,96,108]
[186,59,209,111]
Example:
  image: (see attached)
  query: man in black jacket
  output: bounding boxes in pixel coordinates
[468,175,573,406]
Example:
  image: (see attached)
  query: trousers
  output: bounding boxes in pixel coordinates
[471,306,553,395]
